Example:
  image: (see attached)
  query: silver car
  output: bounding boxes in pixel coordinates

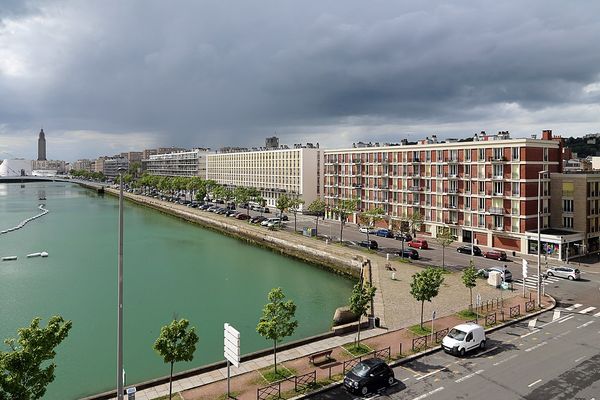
[478,267,513,282]
[546,266,580,280]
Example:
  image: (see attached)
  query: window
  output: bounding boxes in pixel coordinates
[449,164,458,176]
[479,148,485,161]
[512,182,520,196]
[413,151,420,161]
[426,150,431,162]
[464,164,471,177]
[478,198,485,210]
[512,218,520,232]
[437,150,443,162]
[465,149,471,162]
[465,197,471,209]
[494,182,503,195]
[493,148,503,160]
[493,165,503,178]
[563,199,573,212]
[479,181,485,194]
[494,215,503,229]
[543,148,548,161]
[450,150,458,161]
[478,214,485,227]
[512,147,520,160]
[563,217,573,228]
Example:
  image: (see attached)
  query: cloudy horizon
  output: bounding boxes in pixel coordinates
[1,0,600,161]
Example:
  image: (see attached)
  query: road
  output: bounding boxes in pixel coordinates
[306,305,600,400]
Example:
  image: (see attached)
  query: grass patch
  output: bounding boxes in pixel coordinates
[342,342,372,356]
[257,364,295,384]
[408,324,432,336]
[456,309,480,320]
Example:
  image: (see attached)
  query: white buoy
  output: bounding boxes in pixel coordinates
[2,256,17,261]
[27,252,42,258]
[40,252,49,257]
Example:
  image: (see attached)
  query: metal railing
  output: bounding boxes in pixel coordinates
[485,312,497,326]
[434,327,449,344]
[412,335,428,351]
[525,300,535,313]
[256,371,317,400]
[510,304,521,318]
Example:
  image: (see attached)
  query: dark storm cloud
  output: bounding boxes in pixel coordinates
[1,0,600,159]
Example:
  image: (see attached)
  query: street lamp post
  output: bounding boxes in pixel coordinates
[537,170,548,308]
[117,169,126,400]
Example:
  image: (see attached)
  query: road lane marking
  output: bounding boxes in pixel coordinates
[521,329,541,338]
[594,312,600,317]
[525,341,547,352]
[412,387,445,400]
[553,310,561,321]
[577,321,595,329]
[528,378,542,387]
[415,367,447,381]
[565,304,582,311]
[558,316,575,324]
[579,307,597,314]
[575,356,586,363]
[398,365,421,377]
[528,318,537,329]
[478,346,499,357]
[493,354,519,366]
[454,369,484,383]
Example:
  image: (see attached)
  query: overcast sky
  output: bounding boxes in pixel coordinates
[1,0,600,161]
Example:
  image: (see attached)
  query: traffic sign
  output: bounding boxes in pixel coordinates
[476,293,481,307]
[522,259,528,279]
[224,323,240,367]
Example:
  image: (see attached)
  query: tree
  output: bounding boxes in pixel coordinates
[409,211,423,237]
[288,197,305,233]
[462,261,478,310]
[256,288,298,374]
[348,282,376,348]
[128,161,141,178]
[276,194,291,226]
[306,198,326,236]
[153,319,199,400]
[332,198,360,243]
[359,207,385,242]
[234,187,251,214]
[436,227,455,269]
[0,316,72,400]
[410,268,445,329]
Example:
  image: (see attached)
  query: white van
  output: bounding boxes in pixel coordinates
[441,323,486,356]
[261,217,281,227]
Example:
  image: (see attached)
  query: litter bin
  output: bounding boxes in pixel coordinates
[375,317,380,328]
[126,387,136,400]
[512,251,516,256]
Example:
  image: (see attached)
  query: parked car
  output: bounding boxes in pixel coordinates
[397,249,419,260]
[441,323,486,356]
[250,216,267,224]
[360,226,376,234]
[261,218,281,226]
[225,210,237,217]
[546,266,581,280]
[477,267,512,282]
[280,214,289,221]
[394,232,412,242]
[343,358,395,395]
[408,239,428,249]
[357,240,378,250]
[457,245,482,256]
[376,229,394,238]
[483,250,507,261]
[235,213,251,220]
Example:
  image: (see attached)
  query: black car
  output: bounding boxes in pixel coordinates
[457,245,482,256]
[394,233,412,242]
[358,240,378,250]
[398,249,419,260]
[250,216,267,224]
[343,358,395,395]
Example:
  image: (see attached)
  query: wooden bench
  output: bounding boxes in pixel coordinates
[308,349,333,364]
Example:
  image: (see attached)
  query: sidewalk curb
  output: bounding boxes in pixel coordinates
[294,295,556,399]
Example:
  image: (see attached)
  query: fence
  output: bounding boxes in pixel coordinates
[434,327,449,344]
[412,335,428,352]
[342,346,392,374]
[525,300,535,312]
[485,312,497,326]
[256,371,317,400]
[510,304,521,318]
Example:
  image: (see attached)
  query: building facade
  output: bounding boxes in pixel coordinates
[103,157,129,178]
[32,159,67,174]
[323,130,563,255]
[142,149,209,177]
[71,159,94,172]
[37,129,46,161]
[206,147,323,209]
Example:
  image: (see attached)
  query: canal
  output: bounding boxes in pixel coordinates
[0,182,354,399]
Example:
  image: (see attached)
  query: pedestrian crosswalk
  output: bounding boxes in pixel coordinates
[561,303,600,315]
[512,274,561,290]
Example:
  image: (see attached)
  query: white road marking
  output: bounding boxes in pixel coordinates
[565,303,582,311]
[540,314,575,328]
[552,310,561,321]
[528,318,537,329]
[594,312,600,317]
[520,329,541,338]
[412,387,445,400]
[558,316,575,324]
[525,341,547,352]
[574,356,586,363]
[577,321,595,329]
[493,354,519,366]
[579,306,597,314]
[416,367,447,381]
[478,346,499,357]
[454,369,484,383]
[528,378,542,387]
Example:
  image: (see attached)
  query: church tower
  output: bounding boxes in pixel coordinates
[37,129,47,161]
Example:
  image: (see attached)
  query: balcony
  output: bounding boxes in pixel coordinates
[492,175,504,180]
[444,219,458,225]
[447,158,459,164]
[449,188,459,194]
[511,208,519,215]
[489,156,508,162]
[352,183,363,188]
[409,186,420,192]
[488,207,504,214]
[464,173,470,179]
[493,191,503,196]
[412,158,421,164]
[352,159,362,164]
[413,201,421,206]
[494,226,504,231]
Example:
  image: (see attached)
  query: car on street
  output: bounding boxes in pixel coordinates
[408,239,429,249]
[397,249,419,260]
[483,250,507,260]
[375,229,394,238]
[441,323,486,356]
[343,358,395,395]
[546,266,581,280]
[394,232,412,242]
[477,267,512,281]
[360,226,376,234]
[250,216,267,224]
[457,245,482,256]
[358,240,378,250]
[235,213,251,220]
[261,217,281,226]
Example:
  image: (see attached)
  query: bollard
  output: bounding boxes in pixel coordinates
[386,253,390,261]
[391,272,396,280]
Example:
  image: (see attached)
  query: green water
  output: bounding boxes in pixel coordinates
[0,182,353,399]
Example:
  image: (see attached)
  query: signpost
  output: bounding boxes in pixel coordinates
[476,294,481,324]
[522,259,528,298]
[431,310,436,343]
[224,323,240,399]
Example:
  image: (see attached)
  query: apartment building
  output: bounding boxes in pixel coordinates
[206,146,323,209]
[550,171,600,259]
[71,159,94,172]
[142,149,209,177]
[324,130,563,255]
[103,157,129,178]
